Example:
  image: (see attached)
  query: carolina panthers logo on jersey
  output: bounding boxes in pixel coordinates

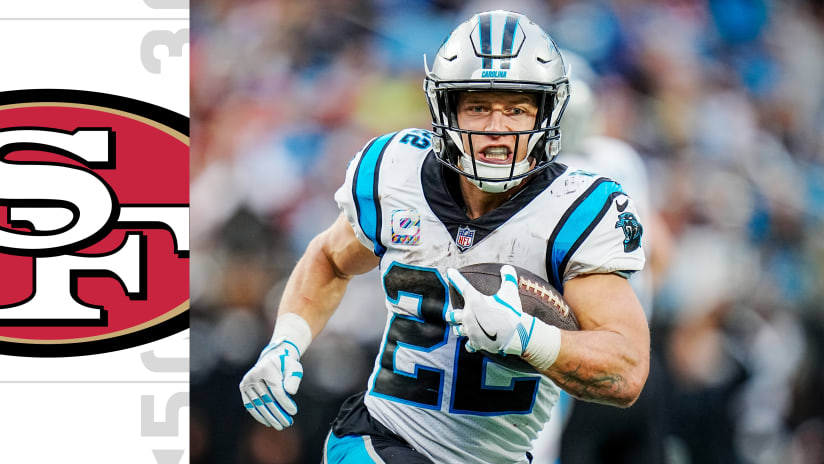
[615,212,642,253]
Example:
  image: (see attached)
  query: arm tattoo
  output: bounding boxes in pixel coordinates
[554,362,625,402]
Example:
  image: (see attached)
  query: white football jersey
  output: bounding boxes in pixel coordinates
[334,128,645,464]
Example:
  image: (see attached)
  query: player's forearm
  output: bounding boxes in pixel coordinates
[277,235,353,339]
[542,329,649,407]
[276,214,380,342]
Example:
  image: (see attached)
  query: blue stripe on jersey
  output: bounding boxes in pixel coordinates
[546,179,624,291]
[352,132,396,256]
[325,433,378,464]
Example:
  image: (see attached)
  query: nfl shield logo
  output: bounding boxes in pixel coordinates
[455,225,475,250]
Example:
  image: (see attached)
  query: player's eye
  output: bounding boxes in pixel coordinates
[510,105,536,116]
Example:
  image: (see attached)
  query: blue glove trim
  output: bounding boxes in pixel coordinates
[259,339,303,359]
[493,294,521,316]
[264,401,292,426]
[259,392,293,425]
[446,273,463,296]
[279,350,290,375]
[266,383,297,411]
[504,274,517,285]
[282,340,302,358]
[517,324,529,350]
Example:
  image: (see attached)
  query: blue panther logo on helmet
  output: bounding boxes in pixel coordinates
[615,212,642,253]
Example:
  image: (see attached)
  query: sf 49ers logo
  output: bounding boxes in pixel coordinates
[0,89,189,356]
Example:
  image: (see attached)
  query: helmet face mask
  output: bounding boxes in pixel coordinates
[424,10,570,193]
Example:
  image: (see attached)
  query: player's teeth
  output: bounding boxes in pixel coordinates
[484,147,509,159]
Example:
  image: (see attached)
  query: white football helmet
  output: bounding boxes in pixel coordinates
[424,10,570,193]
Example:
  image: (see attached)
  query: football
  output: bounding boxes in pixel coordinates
[448,263,580,372]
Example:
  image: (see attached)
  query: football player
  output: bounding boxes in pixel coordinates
[240,10,650,464]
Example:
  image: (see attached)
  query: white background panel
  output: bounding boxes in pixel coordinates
[0,1,187,21]
[0,19,189,115]
[0,2,189,462]
[0,382,188,464]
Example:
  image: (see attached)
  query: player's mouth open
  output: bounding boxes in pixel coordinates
[479,146,512,164]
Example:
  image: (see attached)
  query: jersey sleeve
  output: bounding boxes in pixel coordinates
[544,177,646,288]
[563,186,646,283]
[333,132,399,256]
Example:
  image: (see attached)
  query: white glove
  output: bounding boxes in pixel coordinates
[239,314,311,429]
[239,338,304,430]
[446,265,535,356]
[446,265,562,370]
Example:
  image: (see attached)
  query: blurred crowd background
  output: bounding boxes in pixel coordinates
[190,0,824,463]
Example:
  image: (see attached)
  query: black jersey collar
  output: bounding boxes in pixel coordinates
[421,152,567,251]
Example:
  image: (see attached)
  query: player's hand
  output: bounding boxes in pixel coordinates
[446,265,536,356]
[239,337,304,430]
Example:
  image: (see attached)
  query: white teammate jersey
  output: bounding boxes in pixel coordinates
[334,128,645,464]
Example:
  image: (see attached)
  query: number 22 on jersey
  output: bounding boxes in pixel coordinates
[370,262,541,415]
